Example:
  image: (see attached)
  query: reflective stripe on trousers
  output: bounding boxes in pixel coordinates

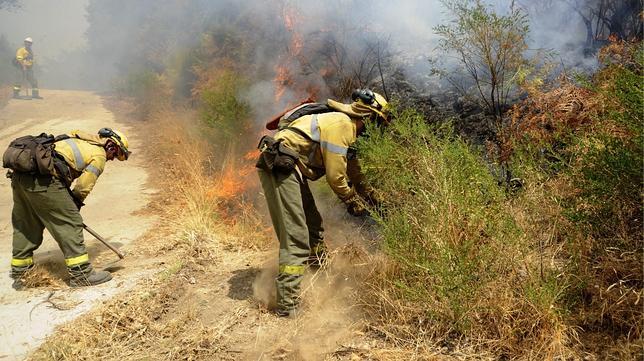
[279,264,306,275]
[11,257,33,267]
[65,253,89,267]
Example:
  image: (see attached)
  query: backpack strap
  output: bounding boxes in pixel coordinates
[53,134,70,142]
[284,126,313,141]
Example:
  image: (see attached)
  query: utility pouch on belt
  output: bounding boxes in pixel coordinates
[256,135,298,173]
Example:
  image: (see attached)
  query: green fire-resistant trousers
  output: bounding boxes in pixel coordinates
[10,173,89,273]
[13,66,38,94]
[258,168,324,312]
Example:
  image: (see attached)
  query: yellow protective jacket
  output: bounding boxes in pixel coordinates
[54,131,108,201]
[15,47,33,67]
[274,112,357,201]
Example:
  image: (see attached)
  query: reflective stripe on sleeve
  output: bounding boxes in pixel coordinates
[11,257,33,267]
[278,264,306,275]
[309,114,347,155]
[320,141,348,155]
[85,164,102,177]
[64,139,86,169]
[65,253,89,267]
[310,114,321,142]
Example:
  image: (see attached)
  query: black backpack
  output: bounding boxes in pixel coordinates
[276,103,334,130]
[2,133,69,176]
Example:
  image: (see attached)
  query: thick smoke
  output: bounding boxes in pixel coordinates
[0,0,617,102]
[0,0,89,88]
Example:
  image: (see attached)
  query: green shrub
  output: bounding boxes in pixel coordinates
[356,109,570,356]
[200,70,250,138]
[434,0,533,118]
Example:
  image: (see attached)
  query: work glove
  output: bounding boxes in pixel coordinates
[343,194,367,217]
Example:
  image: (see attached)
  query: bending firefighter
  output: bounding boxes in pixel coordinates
[13,37,42,99]
[256,89,389,316]
[8,128,130,289]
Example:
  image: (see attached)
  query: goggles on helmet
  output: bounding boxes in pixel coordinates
[351,88,385,111]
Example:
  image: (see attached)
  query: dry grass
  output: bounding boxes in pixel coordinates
[357,257,580,360]
[147,106,271,252]
[20,263,67,290]
[502,76,604,163]
[29,262,223,361]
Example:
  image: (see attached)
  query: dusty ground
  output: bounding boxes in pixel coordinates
[0,90,158,360]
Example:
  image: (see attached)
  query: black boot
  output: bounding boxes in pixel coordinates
[68,263,112,287]
[31,89,43,99]
[10,264,34,290]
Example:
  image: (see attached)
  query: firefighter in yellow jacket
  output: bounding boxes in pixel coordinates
[257,89,389,316]
[10,128,130,289]
[13,37,42,99]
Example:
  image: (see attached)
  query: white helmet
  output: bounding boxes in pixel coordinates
[24,37,33,43]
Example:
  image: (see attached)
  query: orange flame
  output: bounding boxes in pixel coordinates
[274,5,308,103]
[207,166,240,200]
[205,158,257,201]
[244,149,260,160]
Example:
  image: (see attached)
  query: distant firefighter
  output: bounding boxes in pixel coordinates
[256,89,390,317]
[12,37,42,99]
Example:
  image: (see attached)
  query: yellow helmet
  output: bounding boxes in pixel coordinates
[98,128,130,160]
[327,89,391,124]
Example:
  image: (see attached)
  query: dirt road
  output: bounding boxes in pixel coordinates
[0,90,157,360]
